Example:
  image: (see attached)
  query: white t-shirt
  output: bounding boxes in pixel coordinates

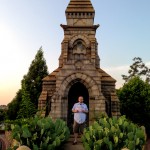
[72,102,88,124]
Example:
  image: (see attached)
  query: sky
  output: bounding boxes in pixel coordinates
[0,0,150,105]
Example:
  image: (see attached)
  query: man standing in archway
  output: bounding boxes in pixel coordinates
[72,96,88,145]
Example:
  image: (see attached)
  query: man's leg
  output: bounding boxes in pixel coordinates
[80,122,85,134]
[73,121,79,144]
[74,133,78,143]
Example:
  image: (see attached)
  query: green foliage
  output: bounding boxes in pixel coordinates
[122,57,150,83]
[117,76,150,136]
[21,47,49,108]
[7,47,49,120]
[4,118,30,131]
[7,90,22,120]
[10,116,70,150]
[94,112,108,122]
[17,89,36,119]
[82,116,146,150]
[0,109,7,122]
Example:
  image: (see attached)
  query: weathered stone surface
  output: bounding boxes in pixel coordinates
[38,0,120,125]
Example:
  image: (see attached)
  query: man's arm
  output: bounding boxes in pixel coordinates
[72,104,79,113]
[82,104,88,113]
[72,109,79,113]
[82,109,88,113]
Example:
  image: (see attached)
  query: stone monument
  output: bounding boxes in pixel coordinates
[38,0,120,126]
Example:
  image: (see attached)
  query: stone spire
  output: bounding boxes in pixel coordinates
[66,0,95,13]
[65,0,95,26]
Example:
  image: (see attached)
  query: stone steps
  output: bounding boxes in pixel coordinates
[60,135,84,150]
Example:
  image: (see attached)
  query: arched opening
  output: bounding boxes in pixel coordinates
[73,39,86,58]
[67,82,89,133]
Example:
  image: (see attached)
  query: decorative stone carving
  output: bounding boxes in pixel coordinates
[73,19,86,26]
[69,35,90,48]
[75,61,83,70]
[73,40,86,55]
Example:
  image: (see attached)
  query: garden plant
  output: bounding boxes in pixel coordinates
[82,115,146,150]
[8,115,70,150]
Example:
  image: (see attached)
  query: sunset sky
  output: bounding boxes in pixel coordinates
[0,0,150,105]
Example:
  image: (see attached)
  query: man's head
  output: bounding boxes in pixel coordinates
[78,96,84,103]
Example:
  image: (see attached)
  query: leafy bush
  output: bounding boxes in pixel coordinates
[82,116,146,150]
[10,116,70,150]
[117,76,150,137]
[4,118,30,131]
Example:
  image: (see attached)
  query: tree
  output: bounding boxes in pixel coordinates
[122,57,150,83]
[7,89,22,120]
[17,87,36,119]
[117,76,150,136]
[0,109,7,122]
[21,47,49,108]
[7,47,49,119]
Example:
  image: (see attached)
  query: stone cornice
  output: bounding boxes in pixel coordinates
[60,24,99,31]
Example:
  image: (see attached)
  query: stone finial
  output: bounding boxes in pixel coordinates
[66,0,95,13]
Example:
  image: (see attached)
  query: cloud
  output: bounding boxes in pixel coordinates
[104,65,129,72]
[102,61,150,89]
[146,61,150,67]
[101,65,129,89]
[104,60,150,73]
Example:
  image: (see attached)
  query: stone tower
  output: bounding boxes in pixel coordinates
[38,0,120,125]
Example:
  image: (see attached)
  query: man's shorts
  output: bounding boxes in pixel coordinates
[73,120,85,134]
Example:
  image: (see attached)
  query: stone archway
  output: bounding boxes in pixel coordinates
[69,35,90,48]
[67,82,89,132]
[56,72,106,124]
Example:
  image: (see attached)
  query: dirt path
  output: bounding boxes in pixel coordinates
[61,135,84,150]
[61,141,84,150]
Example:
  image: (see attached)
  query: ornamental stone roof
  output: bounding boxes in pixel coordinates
[66,0,95,13]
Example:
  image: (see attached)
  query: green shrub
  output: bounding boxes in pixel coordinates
[82,116,146,150]
[4,118,30,131]
[10,116,70,150]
